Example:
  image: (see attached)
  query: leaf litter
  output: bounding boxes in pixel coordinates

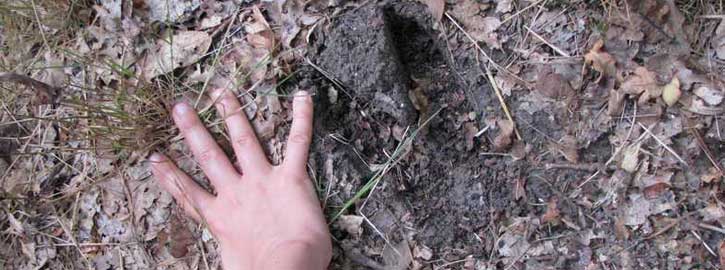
[0,0,724,269]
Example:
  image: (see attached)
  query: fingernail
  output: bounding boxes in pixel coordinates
[149,153,165,162]
[295,90,309,101]
[174,102,193,116]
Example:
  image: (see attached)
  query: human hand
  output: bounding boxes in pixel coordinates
[149,89,331,270]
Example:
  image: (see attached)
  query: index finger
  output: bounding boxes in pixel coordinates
[283,91,313,172]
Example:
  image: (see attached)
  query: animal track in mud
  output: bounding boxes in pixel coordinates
[307,1,511,251]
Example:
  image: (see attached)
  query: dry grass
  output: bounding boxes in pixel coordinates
[0,2,188,268]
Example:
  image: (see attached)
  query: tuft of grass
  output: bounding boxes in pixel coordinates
[0,0,90,70]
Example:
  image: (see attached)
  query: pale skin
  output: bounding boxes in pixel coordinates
[148,89,332,270]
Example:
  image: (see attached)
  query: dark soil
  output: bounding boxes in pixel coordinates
[303,1,616,268]
[309,0,511,245]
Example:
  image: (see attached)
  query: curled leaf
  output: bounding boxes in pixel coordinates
[584,40,619,82]
[621,66,661,104]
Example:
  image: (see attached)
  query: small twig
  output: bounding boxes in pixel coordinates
[198,238,210,270]
[444,12,527,85]
[524,26,570,57]
[435,258,472,270]
[698,15,725,19]
[644,218,681,240]
[0,72,60,104]
[501,0,548,25]
[483,65,522,140]
[699,223,725,235]
[305,57,353,99]
[691,230,717,256]
[574,130,648,191]
[637,122,688,167]
[54,216,92,267]
[686,120,723,175]
[30,0,50,50]
[544,163,600,172]
[479,152,513,157]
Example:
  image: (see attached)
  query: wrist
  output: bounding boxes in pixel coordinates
[255,239,329,270]
[218,238,329,270]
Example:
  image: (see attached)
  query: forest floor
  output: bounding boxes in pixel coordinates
[1,0,725,269]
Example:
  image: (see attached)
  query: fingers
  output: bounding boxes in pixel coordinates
[173,103,239,185]
[210,88,270,172]
[149,153,213,222]
[283,91,314,172]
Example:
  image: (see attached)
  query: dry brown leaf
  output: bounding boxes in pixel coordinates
[639,173,673,200]
[145,0,200,22]
[277,0,304,49]
[701,203,725,222]
[413,244,434,260]
[542,197,560,224]
[509,141,528,161]
[497,219,531,258]
[558,135,579,163]
[142,31,211,80]
[408,79,430,115]
[495,71,519,96]
[336,215,364,238]
[247,6,275,51]
[693,85,724,106]
[422,0,444,22]
[496,0,513,13]
[247,33,274,50]
[493,120,514,151]
[608,89,625,116]
[614,217,630,240]
[702,167,724,183]
[688,96,725,115]
[452,11,501,48]
[621,66,659,103]
[584,40,619,82]
[251,5,271,29]
[472,17,502,48]
[536,71,574,100]
[0,72,60,104]
[623,192,675,226]
[198,1,237,29]
[643,182,671,199]
[620,143,641,173]
[168,211,194,258]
